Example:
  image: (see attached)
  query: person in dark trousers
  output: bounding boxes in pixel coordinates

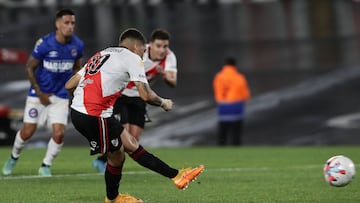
[213,57,251,145]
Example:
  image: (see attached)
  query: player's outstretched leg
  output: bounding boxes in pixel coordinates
[129,145,205,189]
[172,165,205,189]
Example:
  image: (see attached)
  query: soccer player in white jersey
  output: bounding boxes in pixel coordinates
[66,28,203,203]
[2,9,84,177]
[92,29,177,173]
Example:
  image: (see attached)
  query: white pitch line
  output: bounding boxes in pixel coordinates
[0,164,334,180]
[0,171,151,180]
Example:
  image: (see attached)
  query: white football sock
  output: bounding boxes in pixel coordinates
[11,131,26,159]
[42,138,63,166]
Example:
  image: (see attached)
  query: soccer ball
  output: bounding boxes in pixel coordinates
[323,155,356,187]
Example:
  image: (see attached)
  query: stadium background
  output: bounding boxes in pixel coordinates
[1,0,360,147]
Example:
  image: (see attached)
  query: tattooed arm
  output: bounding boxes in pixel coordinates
[134,81,173,111]
[26,56,52,106]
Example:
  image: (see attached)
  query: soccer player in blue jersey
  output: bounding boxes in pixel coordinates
[2,9,84,177]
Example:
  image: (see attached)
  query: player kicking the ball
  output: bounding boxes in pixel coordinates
[92,28,178,173]
[66,28,204,203]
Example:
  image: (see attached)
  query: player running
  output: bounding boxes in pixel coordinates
[2,9,84,177]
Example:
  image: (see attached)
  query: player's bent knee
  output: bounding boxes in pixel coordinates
[120,130,139,153]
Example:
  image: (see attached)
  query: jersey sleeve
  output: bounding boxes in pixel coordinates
[164,50,177,72]
[127,54,148,84]
[31,38,48,61]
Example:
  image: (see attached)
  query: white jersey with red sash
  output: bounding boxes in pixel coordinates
[70,47,148,118]
[122,44,177,97]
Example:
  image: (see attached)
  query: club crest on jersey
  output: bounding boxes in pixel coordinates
[28,108,38,118]
[111,138,119,147]
[71,49,78,57]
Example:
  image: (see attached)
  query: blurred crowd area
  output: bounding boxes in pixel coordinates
[1,0,360,97]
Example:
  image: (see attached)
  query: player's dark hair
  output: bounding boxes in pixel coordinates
[150,29,170,42]
[56,9,75,19]
[119,28,146,45]
[225,57,236,66]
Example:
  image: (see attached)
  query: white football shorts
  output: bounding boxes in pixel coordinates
[23,95,69,127]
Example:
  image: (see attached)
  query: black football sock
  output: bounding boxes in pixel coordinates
[105,163,121,200]
[130,145,178,178]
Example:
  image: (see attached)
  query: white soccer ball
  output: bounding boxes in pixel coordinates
[323,155,356,187]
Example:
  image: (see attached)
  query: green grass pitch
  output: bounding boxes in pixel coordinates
[0,146,359,203]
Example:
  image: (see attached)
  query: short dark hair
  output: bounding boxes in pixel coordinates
[119,28,146,44]
[56,9,75,19]
[150,29,170,41]
[225,57,236,66]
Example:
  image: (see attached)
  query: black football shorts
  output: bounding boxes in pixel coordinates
[113,95,146,128]
[71,109,124,155]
